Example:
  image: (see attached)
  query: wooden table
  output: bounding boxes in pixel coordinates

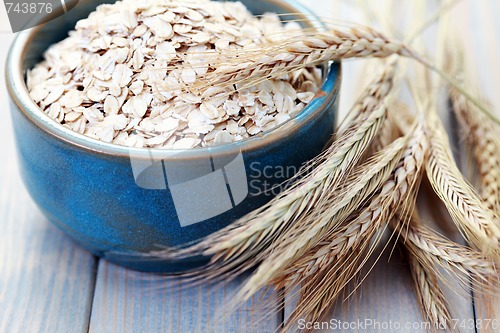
[1,1,499,332]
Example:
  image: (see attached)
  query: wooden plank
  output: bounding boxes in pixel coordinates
[0,34,98,333]
[88,260,280,333]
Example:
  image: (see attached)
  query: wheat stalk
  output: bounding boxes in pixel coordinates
[164,21,500,128]
[425,112,500,257]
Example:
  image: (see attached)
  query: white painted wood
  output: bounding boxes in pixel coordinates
[88,261,280,333]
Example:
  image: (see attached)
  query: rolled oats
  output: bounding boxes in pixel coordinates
[28,0,323,149]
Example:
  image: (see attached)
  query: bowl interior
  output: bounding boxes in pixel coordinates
[7,0,340,160]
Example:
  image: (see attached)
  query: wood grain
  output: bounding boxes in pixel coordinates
[88,261,280,333]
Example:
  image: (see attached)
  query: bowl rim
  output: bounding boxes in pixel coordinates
[6,0,341,160]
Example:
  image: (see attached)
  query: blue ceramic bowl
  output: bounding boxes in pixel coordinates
[6,0,341,272]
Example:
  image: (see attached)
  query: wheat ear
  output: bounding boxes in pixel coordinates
[188,26,410,92]
[450,90,500,216]
[280,120,426,286]
[141,62,398,293]
[406,248,456,333]
[395,217,499,291]
[425,112,500,257]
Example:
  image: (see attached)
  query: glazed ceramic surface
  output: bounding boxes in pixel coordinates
[6,0,341,272]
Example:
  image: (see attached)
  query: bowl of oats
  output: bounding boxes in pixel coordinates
[6,0,340,272]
